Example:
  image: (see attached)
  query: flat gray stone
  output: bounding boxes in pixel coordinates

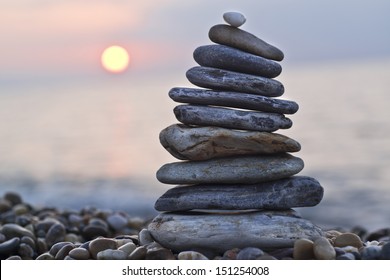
[148,210,323,253]
[155,176,324,211]
[194,45,282,78]
[209,24,284,61]
[169,87,298,114]
[156,154,304,185]
[174,105,292,132]
[160,124,301,161]
[186,66,284,97]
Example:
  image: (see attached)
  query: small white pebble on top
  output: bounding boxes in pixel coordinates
[223,11,246,28]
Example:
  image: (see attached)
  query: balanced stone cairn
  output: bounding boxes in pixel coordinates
[149,12,325,255]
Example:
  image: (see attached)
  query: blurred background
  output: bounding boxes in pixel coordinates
[0,0,389,230]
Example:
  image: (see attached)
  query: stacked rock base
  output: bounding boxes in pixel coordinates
[149,12,324,254]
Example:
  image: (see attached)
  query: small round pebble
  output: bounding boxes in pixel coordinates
[223,248,240,260]
[380,242,390,260]
[360,245,382,260]
[49,241,73,256]
[0,223,35,239]
[97,249,127,260]
[46,223,66,247]
[313,237,336,260]
[178,251,209,260]
[0,237,20,255]
[223,12,246,28]
[107,214,128,231]
[69,247,91,260]
[55,243,76,260]
[293,239,314,260]
[128,246,147,260]
[336,253,356,260]
[145,247,175,260]
[334,232,363,248]
[236,247,264,260]
[4,192,23,205]
[139,228,154,246]
[118,242,137,256]
[89,238,118,259]
[18,243,35,259]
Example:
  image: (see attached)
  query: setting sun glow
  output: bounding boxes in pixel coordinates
[101,45,130,73]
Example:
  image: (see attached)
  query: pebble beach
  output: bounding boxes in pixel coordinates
[0,192,389,260]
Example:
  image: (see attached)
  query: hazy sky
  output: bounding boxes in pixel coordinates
[1,0,389,83]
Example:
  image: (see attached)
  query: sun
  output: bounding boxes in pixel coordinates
[101,45,130,73]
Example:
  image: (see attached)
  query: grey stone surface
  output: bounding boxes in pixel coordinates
[160,124,301,161]
[186,66,284,97]
[148,210,323,253]
[154,176,323,211]
[223,12,246,27]
[209,24,284,61]
[194,45,282,78]
[156,154,304,185]
[174,105,292,132]
[169,87,298,114]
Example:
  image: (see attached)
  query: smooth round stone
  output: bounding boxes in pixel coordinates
[380,242,390,260]
[174,105,292,132]
[4,192,23,205]
[18,243,34,259]
[145,247,176,260]
[169,87,298,114]
[82,225,109,240]
[236,247,264,260]
[69,247,91,260]
[160,124,300,161]
[7,255,22,260]
[0,198,12,213]
[89,238,118,259]
[0,223,35,240]
[107,214,128,231]
[156,154,304,185]
[194,45,281,78]
[223,248,240,260]
[186,67,284,97]
[293,239,315,260]
[97,249,127,260]
[360,246,382,260]
[128,246,147,260]
[334,233,363,249]
[209,24,284,61]
[223,11,246,27]
[148,210,323,253]
[313,237,336,260]
[118,242,137,256]
[0,237,20,255]
[336,253,356,260]
[155,176,323,211]
[178,251,209,260]
[36,252,55,260]
[49,241,73,256]
[20,236,36,250]
[45,223,66,247]
[55,243,75,260]
[139,229,154,246]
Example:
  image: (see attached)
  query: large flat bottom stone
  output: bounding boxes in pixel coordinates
[148,210,323,253]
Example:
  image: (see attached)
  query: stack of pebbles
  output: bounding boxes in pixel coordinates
[149,12,324,255]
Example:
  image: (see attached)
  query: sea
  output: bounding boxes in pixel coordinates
[1,58,389,231]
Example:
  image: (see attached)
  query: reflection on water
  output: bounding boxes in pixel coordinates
[0,59,389,230]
